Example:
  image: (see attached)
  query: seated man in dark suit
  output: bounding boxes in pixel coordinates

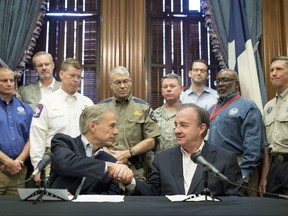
[48,104,133,195]
[122,103,244,197]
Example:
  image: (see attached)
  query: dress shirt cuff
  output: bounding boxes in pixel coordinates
[104,162,107,173]
[125,178,136,194]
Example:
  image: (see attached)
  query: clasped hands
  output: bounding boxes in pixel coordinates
[107,161,134,185]
[0,159,24,175]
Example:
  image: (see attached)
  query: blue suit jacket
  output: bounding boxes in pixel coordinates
[48,133,120,195]
[133,143,244,196]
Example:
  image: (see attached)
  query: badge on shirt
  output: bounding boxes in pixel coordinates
[133,109,141,116]
[228,108,238,116]
[148,107,158,122]
[267,106,273,114]
[33,104,44,118]
[17,106,26,115]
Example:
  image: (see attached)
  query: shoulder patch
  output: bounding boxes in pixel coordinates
[99,98,113,103]
[148,107,158,122]
[133,98,150,106]
[33,104,44,118]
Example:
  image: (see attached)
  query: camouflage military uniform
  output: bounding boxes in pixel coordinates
[154,105,178,153]
[99,94,161,180]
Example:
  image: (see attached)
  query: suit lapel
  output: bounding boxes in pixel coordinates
[33,82,41,105]
[188,144,216,194]
[172,147,185,194]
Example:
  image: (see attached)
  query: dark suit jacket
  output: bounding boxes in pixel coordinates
[48,133,120,195]
[18,80,61,110]
[132,143,244,196]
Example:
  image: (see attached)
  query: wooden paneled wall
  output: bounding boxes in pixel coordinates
[262,0,288,100]
[98,0,288,103]
[99,0,147,101]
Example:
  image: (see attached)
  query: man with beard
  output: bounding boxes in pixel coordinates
[18,51,61,111]
[181,60,218,110]
[207,68,264,196]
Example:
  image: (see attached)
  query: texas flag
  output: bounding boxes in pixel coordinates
[228,0,263,114]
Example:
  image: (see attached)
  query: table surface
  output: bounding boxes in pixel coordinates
[0,195,287,216]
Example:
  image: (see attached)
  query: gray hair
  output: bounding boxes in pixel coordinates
[32,51,54,66]
[0,67,14,77]
[109,66,130,80]
[161,73,182,86]
[79,104,115,134]
[176,103,210,138]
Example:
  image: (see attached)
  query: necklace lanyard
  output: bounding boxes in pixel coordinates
[209,93,240,121]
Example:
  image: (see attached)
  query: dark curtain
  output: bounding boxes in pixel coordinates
[0,0,47,78]
[202,0,267,104]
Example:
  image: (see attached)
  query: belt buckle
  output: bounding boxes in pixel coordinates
[275,154,284,164]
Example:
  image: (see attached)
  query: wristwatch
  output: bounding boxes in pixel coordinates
[243,177,249,184]
[129,148,136,157]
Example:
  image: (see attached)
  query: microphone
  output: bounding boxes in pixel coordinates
[191,151,230,183]
[31,152,53,178]
[191,151,288,200]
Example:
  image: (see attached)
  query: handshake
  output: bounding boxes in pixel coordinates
[106,161,134,185]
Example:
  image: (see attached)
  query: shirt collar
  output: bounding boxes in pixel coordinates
[217,91,239,104]
[81,134,103,157]
[276,88,288,102]
[39,78,56,89]
[180,140,205,155]
[113,93,132,104]
[59,88,78,101]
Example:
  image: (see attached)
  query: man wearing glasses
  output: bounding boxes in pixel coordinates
[18,51,61,111]
[207,68,264,196]
[181,59,218,110]
[99,66,161,192]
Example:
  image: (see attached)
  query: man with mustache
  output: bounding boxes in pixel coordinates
[207,68,264,196]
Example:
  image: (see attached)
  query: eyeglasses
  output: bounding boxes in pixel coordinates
[35,63,52,68]
[112,79,131,86]
[214,78,236,86]
[191,68,207,73]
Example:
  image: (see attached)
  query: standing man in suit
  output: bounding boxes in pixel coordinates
[122,103,243,196]
[18,51,61,110]
[48,104,133,195]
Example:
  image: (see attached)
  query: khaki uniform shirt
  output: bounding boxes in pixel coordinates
[99,94,161,179]
[263,88,288,153]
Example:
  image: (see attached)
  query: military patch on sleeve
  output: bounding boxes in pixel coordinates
[33,104,44,118]
[148,107,158,122]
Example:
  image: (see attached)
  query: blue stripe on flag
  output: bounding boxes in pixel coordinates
[228,0,263,113]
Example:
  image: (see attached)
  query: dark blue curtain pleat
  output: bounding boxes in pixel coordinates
[0,0,43,70]
[203,0,267,104]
